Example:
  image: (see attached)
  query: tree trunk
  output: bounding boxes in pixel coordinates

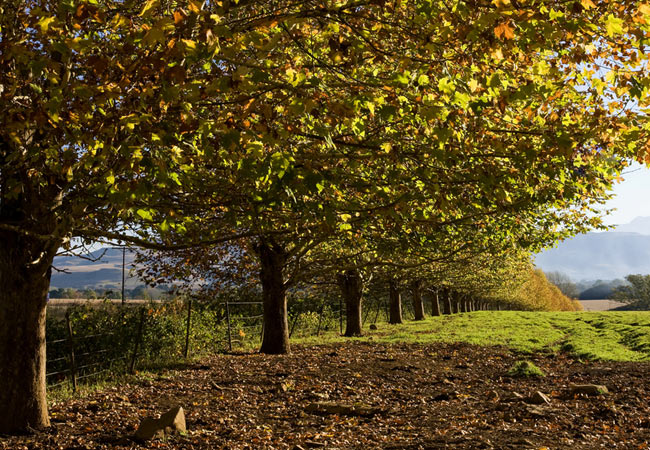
[337,269,363,337]
[430,288,441,316]
[411,280,425,321]
[257,241,290,354]
[450,291,459,314]
[442,288,452,315]
[0,233,57,433]
[388,279,402,324]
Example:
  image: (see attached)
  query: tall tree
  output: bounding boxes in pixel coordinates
[4,0,650,433]
[612,274,650,310]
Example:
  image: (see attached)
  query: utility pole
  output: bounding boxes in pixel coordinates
[111,246,128,306]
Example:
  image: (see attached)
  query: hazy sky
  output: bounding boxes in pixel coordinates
[603,162,650,227]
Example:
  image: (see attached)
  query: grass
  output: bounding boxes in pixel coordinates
[507,360,545,377]
[48,310,650,402]
[294,311,650,362]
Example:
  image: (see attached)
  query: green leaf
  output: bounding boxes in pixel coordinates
[136,209,153,221]
[438,77,455,94]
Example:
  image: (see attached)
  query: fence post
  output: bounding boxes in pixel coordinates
[316,303,325,336]
[65,311,77,393]
[184,298,192,359]
[225,301,233,352]
[339,297,343,335]
[289,312,301,338]
[130,307,146,374]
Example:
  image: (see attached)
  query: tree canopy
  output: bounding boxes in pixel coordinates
[2,0,650,434]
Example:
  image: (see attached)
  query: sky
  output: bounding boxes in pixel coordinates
[602,162,650,227]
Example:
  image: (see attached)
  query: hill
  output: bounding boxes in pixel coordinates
[535,231,650,281]
[51,248,141,289]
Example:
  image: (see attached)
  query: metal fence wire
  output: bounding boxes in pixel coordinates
[45,297,345,393]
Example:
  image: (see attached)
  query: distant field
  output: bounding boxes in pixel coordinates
[579,299,627,311]
[297,311,650,362]
[47,298,158,318]
[48,298,152,305]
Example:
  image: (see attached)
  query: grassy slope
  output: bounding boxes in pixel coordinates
[295,311,650,362]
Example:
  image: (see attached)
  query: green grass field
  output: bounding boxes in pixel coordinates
[295,311,650,362]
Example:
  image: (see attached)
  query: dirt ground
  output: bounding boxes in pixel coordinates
[578,300,627,312]
[2,342,649,449]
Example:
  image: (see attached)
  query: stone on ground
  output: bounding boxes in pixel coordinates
[570,384,609,396]
[135,405,186,441]
[526,391,551,405]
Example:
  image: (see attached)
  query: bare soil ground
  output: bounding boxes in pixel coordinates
[578,300,627,311]
[2,342,649,449]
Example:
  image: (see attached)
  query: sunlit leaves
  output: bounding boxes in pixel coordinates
[605,14,625,37]
[494,22,515,39]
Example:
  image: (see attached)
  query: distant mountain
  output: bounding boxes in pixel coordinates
[51,248,142,289]
[609,216,650,235]
[535,227,650,281]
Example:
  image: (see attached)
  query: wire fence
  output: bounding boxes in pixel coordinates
[45,296,346,393]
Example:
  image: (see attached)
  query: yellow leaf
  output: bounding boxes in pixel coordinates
[581,0,596,9]
[492,0,511,7]
[139,0,159,17]
[182,39,197,51]
[38,16,56,32]
[188,0,202,13]
[469,79,479,93]
[491,48,504,61]
[639,4,650,15]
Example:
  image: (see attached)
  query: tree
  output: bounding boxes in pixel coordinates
[134,0,649,356]
[612,274,650,310]
[545,271,579,299]
[4,0,650,433]
[0,1,251,432]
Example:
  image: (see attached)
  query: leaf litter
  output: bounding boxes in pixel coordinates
[1,342,649,449]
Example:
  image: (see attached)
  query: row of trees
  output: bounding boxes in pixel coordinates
[2,0,650,434]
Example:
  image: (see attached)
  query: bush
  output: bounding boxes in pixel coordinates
[45,299,240,387]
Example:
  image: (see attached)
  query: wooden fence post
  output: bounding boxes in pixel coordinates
[65,311,77,393]
[225,301,233,352]
[130,307,146,374]
[184,298,193,359]
[316,303,325,337]
[289,312,301,338]
[339,297,343,335]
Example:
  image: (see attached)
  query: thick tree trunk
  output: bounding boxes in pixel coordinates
[337,269,363,337]
[442,288,452,315]
[0,233,57,433]
[388,279,402,324]
[257,241,290,354]
[430,288,441,316]
[411,280,425,321]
